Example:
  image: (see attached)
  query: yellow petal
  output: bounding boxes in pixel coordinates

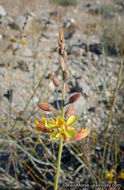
[21,41,27,46]
[50,131,61,140]
[46,121,56,129]
[119,172,124,179]
[42,117,46,123]
[56,116,65,126]
[66,115,78,126]
[65,128,76,138]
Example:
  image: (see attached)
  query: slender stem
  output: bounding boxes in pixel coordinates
[54,137,63,190]
[54,69,65,190]
[61,70,66,119]
[101,61,122,181]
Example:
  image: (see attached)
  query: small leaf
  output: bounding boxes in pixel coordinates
[66,115,78,126]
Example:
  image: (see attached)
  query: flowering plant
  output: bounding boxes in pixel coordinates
[34,31,89,190]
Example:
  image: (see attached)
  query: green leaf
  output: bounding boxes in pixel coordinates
[66,116,78,126]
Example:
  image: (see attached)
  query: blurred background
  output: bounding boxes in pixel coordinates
[0,0,124,189]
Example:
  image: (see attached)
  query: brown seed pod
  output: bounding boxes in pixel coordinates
[59,31,64,43]
[62,50,67,60]
[69,93,81,104]
[37,103,51,111]
[52,75,60,87]
[64,69,69,80]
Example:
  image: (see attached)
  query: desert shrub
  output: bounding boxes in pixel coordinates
[101,19,124,55]
[90,4,121,17]
[50,0,77,6]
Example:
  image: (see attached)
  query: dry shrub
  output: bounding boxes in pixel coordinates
[50,0,77,6]
[101,18,124,55]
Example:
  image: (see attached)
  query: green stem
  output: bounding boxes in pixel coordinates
[101,61,122,181]
[54,69,65,190]
[54,137,63,190]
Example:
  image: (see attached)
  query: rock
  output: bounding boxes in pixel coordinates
[68,45,83,56]
[38,14,57,28]
[0,16,13,25]
[64,30,75,40]
[88,5,99,13]
[9,15,27,30]
[86,43,102,55]
[50,10,59,17]
[0,6,7,17]
[64,18,75,28]
[0,34,3,40]
[73,95,87,115]
[31,96,39,106]
[18,47,33,57]
[8,14,33,31]
[4,89,13,103]
[88,107,95,112]
[15,60,29,72]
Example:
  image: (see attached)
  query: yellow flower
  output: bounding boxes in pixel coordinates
[106,169,116,181]
[118,172,124,180]
[46,115,78,140]
[21,41,27,46]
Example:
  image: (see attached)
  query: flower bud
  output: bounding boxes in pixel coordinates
[58,56,64,68]
[37,103,51,111]
[65,107,74,117]
[69,93,81,104]
[64,69,69,80]
[52,75,60,87]
[62,50,67,60]
[21,41,27,46]
[59,31,64,44]
[72,129,89,141]
[10,37,16,43]
[34,120,51,133]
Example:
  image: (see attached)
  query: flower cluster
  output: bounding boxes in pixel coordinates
[34,31,89,142]
[35,115,89,141]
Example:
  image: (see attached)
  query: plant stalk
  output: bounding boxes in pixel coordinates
[54,69,65,190]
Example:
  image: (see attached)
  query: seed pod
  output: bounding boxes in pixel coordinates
[65,107,74,117]
[62,50,67,60]
[59,31,64,43]
[69,93,81,104]
[52,75,60,87]
[38,103,51,111]
[64,69,69,80]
